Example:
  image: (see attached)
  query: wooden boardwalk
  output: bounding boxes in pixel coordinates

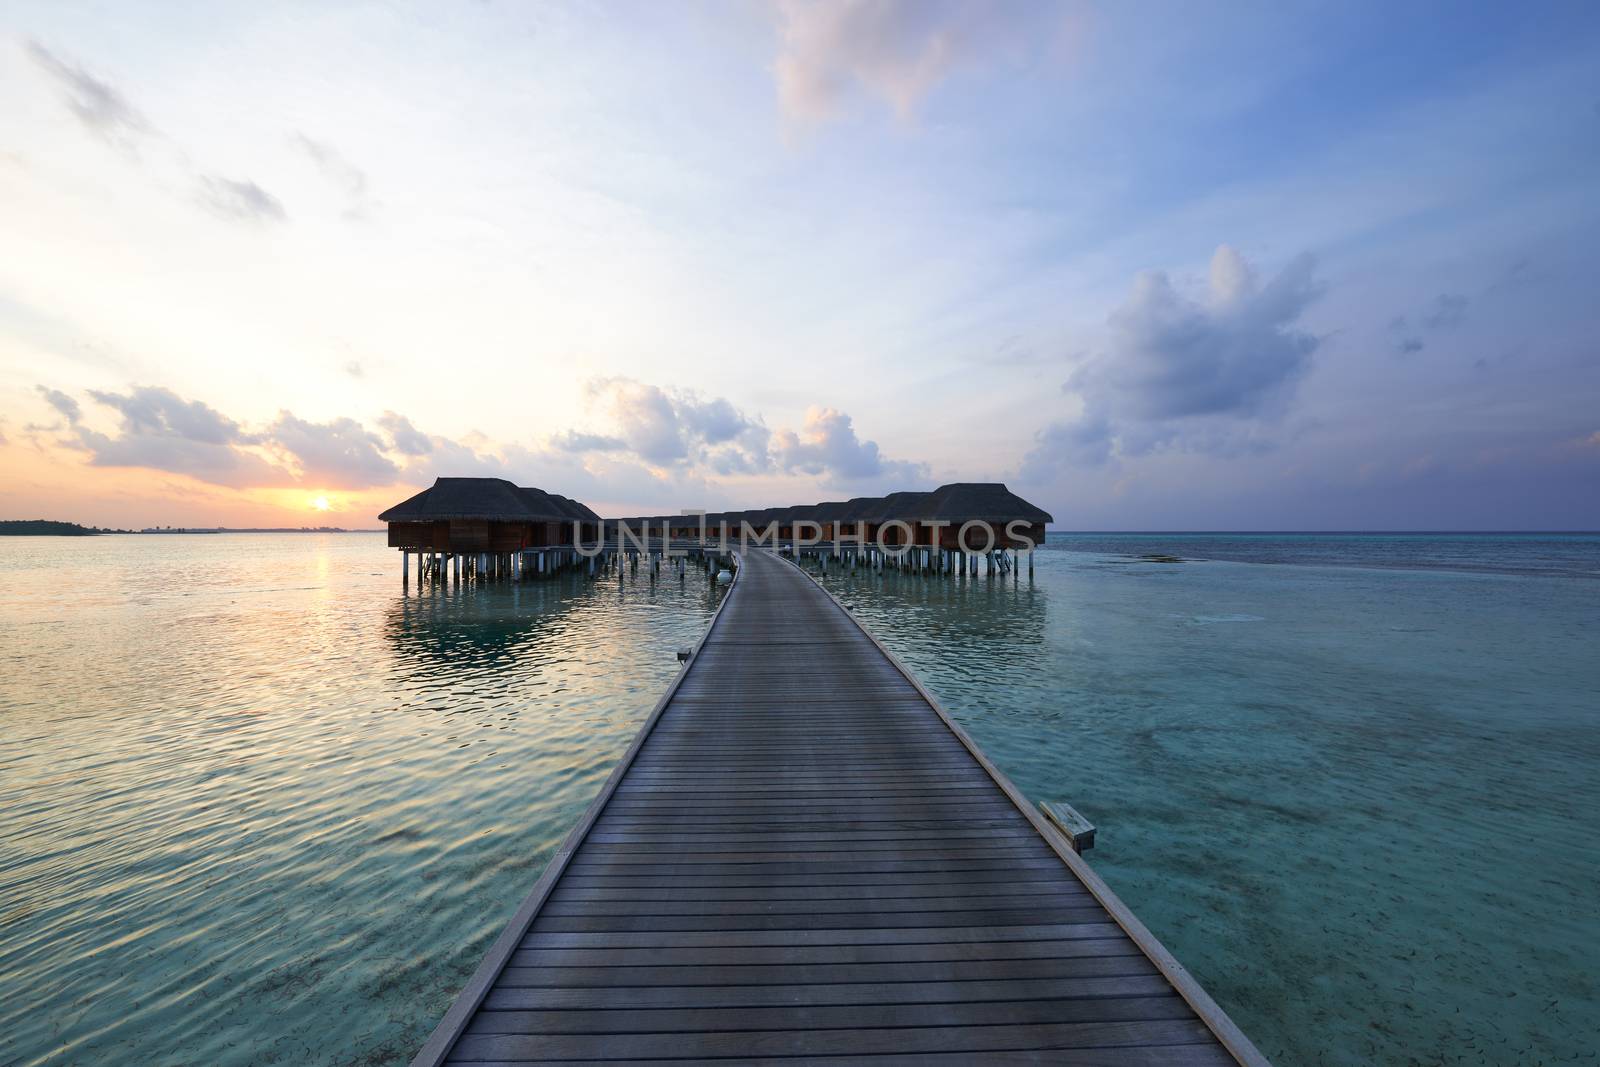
[413,549,1266,1065]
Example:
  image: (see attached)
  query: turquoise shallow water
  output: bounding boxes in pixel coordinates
[2,531,1597,1065]
[810,534,1600,1065]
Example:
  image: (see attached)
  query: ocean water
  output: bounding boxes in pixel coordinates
[2,531,1597,1065]
[809,533,1600,1065]
[0,535,723,1066]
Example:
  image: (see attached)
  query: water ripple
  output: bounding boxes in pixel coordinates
[0,534,721,1067]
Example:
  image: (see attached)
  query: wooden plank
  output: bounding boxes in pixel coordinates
[518,922,1129,950]
[553,867,1085,889]
[449,1049,1237,1067]
[526,905,1114,933]
[537,891,1095,914]
[546,879,1085,901]
[493,955,1160,990]
[444,1018,1221,1060]
[507,936,1143,968]
[466,992,1193,1032]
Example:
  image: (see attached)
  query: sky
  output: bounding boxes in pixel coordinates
[2,0,1598,530]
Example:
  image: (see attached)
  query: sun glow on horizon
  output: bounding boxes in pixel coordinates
[310,495,331,513]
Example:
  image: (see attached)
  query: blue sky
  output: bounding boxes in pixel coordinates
[2,0,1597,528]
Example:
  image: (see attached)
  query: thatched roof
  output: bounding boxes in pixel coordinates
[517,486,568,519]
[875,491,933,521]
[838,496,884,521]
[548,493,601,523]
[921,483,1053,524]
[739,508,784,527]
[380,478,569,522]
[595,489,1056,531]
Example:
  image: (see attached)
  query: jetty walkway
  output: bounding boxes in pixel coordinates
[412,549,1266,1065]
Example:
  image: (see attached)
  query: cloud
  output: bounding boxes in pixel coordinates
[771,406,928,483]
[586,378,687,463]
[267,413,399,489]
[676,395,751,445]
[773,0,1033,122]
[25,41,151,150]
[87,386,248,445]
[1022,405,1112,474]
[377,411,432,456]
[30,378,927,511]
[292,133,372,218]
[1105,246,1321,420]
[37,386,82,425]
[343,360,365,379]
[25,42,288,228]
[1025,246,1324,475]
[42,386,399,490]
[197,176,288,224]
[1390,292,1468,353]
[583,378,771,470]
[552,430,627,453]
[1424,293,1468,330]
[578,379,921,483]
[49,385,284,488]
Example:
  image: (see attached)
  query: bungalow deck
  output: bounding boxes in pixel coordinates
[410,549,1267,1065]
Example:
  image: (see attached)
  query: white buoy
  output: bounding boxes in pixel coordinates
[716,568,733,584]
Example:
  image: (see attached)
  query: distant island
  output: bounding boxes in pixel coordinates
[137,526,372,534]
[2,521,379,536]
[0,520,130,536]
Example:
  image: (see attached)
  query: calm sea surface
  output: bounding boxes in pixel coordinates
[1,531,1597,1065]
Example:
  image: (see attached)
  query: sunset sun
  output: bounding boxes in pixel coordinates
[310,496,331,513]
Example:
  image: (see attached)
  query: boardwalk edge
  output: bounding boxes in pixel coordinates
[408,556,745,1067]
[776,550,1273,1067]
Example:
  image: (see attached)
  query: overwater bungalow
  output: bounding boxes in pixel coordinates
[668,513,703,539]
[547,493,601,544]
[382,476,1051,583]
[772,503,820,540]
[381,477,575,553]
[813,500,849,540]
[864,490,929,546]
[918,482,1053,549]
[834,495,882,542]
